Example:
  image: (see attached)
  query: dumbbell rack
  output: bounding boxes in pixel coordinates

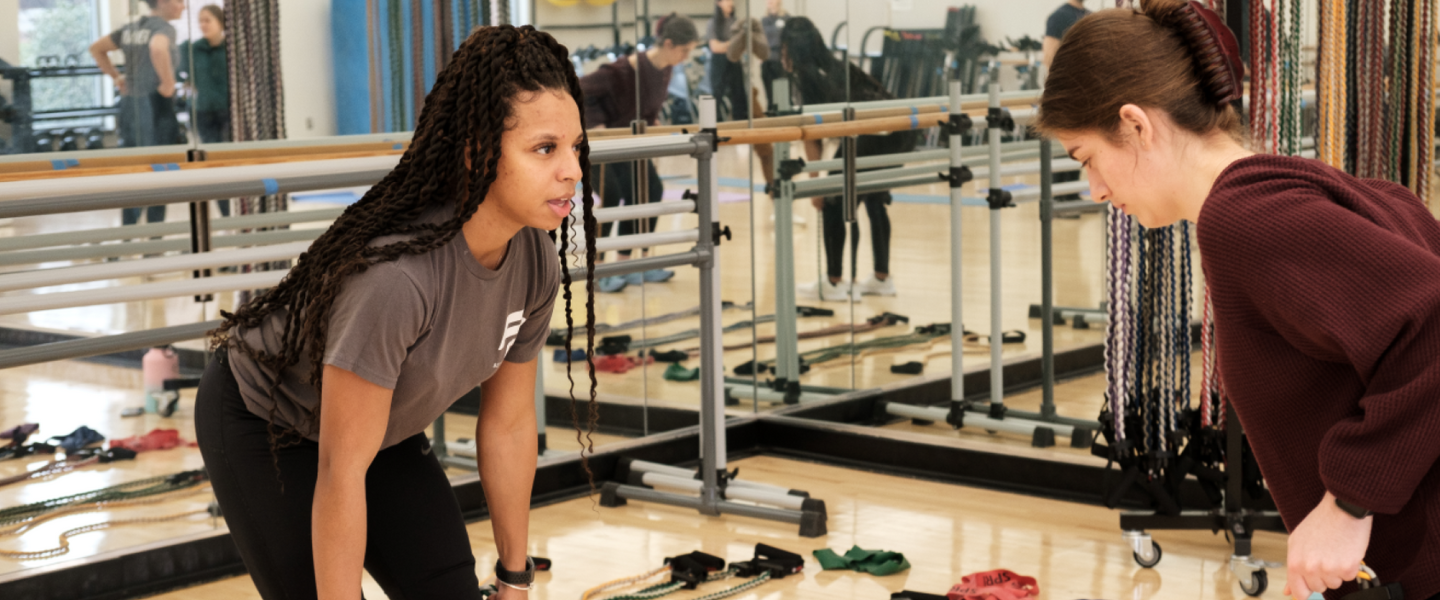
[1,59,118,154]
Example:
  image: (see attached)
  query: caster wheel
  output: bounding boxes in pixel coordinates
[1132,541,1162,568]
[1239,569,1267,597]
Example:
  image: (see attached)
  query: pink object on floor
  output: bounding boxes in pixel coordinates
[947,570,1040,600]
[109,428,184,452]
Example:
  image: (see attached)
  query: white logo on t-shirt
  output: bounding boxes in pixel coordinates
[121,28,153,46]
[494,310,526,367]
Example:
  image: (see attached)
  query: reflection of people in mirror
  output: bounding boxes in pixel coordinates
[90,0,186,227]
[579,14,698,292]
[180,4,233,217]
[705,0,750,120]
[180,5,231,145]
[762,0,788,52]
[780,17,916,301]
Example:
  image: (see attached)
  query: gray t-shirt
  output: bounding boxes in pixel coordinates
[109,16,177,98]
[227,205,560,449]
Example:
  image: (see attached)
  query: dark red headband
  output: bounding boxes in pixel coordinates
[1180,1,1244,105]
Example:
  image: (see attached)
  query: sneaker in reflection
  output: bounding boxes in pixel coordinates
[598,275,628,293]
[797,279,851,302]
[851,275,897,297]
[642,269,675,282]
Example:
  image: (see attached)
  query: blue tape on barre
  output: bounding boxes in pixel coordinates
[150,164,166,172]
[66,159,79,167]
[911,106,919,115]
[940,106,949,112]
[166,163,179,170]
[392,143,403,149]
[910,115,920,129]
[814,114,823,124]
[262,178,279,195]
[51,160,67,170]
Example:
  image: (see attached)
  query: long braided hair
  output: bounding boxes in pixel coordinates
[209,25,602,480]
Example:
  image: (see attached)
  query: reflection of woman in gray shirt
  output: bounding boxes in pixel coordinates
[89,0,185,227]
[194,26,603,600]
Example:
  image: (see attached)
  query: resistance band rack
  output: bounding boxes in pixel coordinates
[1118,404,1285,597]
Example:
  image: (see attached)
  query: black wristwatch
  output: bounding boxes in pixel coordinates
[495,557,535,588]
[1334,496,1374,519]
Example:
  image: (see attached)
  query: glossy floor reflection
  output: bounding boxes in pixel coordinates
[145,456,1290,600]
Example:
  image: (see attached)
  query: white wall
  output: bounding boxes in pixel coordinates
[279,0,337,138]
[0,0,18,116]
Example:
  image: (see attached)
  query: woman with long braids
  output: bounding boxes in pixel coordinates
[1039,1,1440,598]
[779,17,914,301]
[195,26,601,600]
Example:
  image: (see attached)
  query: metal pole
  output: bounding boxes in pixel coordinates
[187,148,213,303]
[773,79,799,394]
[987,64,1005,416]
[695,96,724,516]
[948,80,968,425]
[1040,139,1056,418]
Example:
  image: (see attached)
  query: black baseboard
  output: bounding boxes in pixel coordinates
[448,388,700,438]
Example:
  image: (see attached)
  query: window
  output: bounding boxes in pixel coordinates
[17,0,105,126]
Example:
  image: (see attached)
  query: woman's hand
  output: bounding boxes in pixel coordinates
[1282,491,1371,599]
[810,197,824,211]
[114,74,128,95]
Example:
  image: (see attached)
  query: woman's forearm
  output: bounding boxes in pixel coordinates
[313,470,368,600]
[477,421,537,570]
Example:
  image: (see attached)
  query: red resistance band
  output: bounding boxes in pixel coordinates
[946,570,1040,600]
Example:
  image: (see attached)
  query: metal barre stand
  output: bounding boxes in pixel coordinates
[880,77,1093,448]
[754,75,1099,445]
[591,97,827,537]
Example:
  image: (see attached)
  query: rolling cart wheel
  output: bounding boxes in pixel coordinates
[1132,541,1162,568]
[1238,569,1267,597]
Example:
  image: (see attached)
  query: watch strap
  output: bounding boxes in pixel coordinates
[495,557,536,586]
[1334,496,1374,519]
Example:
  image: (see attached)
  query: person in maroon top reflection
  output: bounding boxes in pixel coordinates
[579,13,698,292]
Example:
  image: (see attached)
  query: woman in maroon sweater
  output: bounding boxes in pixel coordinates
[1036,1,1440,599]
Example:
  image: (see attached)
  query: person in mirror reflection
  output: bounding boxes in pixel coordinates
[196,25,600,600]
[90,0,186,226]
[705,0,750,120]
[579,13,698,293]
[780,17,915,301]
[725,17,777,190]
[1038,2,1440,599]
[179,4,233,216]
[179,5,230,144]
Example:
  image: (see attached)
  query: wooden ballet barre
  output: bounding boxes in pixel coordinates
[0,148,408,183]
[0,140,413,177]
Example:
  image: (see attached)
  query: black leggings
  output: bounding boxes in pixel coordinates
[195,350,482,600]
[821,193,891,280]
[597,161,664,257]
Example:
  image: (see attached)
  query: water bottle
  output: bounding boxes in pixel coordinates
[142,346,180,414]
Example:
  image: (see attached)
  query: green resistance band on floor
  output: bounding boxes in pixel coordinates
[813,545,911,576]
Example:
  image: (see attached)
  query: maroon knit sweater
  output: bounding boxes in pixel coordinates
[1198,154,1440,599]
